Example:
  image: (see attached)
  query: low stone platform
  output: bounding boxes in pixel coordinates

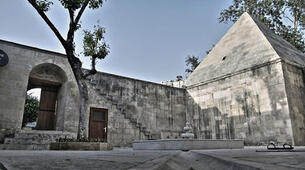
[1,130,76,150]
[50,142,112,151]
[133,139,244,150]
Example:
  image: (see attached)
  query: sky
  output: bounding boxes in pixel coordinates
[0,0,233,84]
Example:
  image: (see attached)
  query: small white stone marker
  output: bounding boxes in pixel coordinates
[181,122,194,139]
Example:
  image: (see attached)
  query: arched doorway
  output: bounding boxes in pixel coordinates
[25,63,67,130]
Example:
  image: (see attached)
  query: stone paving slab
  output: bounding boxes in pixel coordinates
[133,139,244,150]
[0,147,305,170]
[193,146,305,170]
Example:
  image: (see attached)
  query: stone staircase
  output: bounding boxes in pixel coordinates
[87,76,155,140]
[0,130,76,150]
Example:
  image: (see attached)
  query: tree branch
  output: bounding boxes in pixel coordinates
[28,0,66,47]
[68,8,74,23]
[75,0,90,27]
[83,57,97,78]
[283,14,294,24]
[67,8,75,41]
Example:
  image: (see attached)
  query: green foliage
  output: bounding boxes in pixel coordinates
[58,0,104,10]
[59,0,83,10]
[185,55,200,75]
[88,0,104,9]
[83,24,109,72]
[35,0,53,12]
[287,0,305,29]
[176,75,183,81]
[206,44,215,55]
[219,0,305,52]
[36,0,104,11]
[22,93,39,127]
[56,137,106,143]
[83,25,109,60]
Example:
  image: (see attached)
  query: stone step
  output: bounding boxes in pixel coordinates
[151,133,161,140]
[130,118,137,124]
[0,144,49,150]
[90,80,97,85]
[136,123,142,128]
[14,130,76,139]
[144,130,150,136]
[90,82,153,140]
[99,91,107,96]
[4,137,53,145]
[4,130,77,146]
[124,113,132,119]
[117,105,124,109]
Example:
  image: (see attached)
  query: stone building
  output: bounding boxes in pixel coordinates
[0,40,186,148]
[0,12,304,148]
[186,13,305,146]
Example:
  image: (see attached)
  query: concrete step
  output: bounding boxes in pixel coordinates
[0,144,49,150]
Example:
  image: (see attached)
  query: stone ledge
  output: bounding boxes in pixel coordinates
[133,139,244,150]
[50,142,112,151]
[0,144,49,150]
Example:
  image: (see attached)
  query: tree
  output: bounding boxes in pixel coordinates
[22,93,39,127]
[28,0,110,138]
[184,44,214,77]
[176,75,183,81]
[205,44,215,55]
[185,55,200,76]
[219,0,305,52]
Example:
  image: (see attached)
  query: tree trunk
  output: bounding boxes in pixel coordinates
[77,79,89,138]
[294,15,298,33]
[65,49,89,139]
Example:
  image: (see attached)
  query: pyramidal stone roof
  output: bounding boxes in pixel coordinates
[186,12,305,87]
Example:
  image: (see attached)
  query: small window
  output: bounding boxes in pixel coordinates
[222,56,227,61]
[93,110,106,121]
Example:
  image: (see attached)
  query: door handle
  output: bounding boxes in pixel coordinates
[104,127,107,133]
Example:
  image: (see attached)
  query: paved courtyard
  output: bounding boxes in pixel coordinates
[1,147,305,170]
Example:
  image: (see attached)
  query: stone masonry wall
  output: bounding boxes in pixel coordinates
[85,72,187,147]
[186,60,294,145]
[282,62,305,145]
[0,40,79,135]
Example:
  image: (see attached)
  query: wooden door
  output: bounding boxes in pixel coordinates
[36,86,57,130]
[89,108,108,141]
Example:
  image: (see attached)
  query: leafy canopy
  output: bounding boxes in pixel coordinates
[83,24,109,72]
[83,25,109,60]
[35,0,104,11]
[185,55,200,76]
[35,0,53,12]
[22,93,39,127]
